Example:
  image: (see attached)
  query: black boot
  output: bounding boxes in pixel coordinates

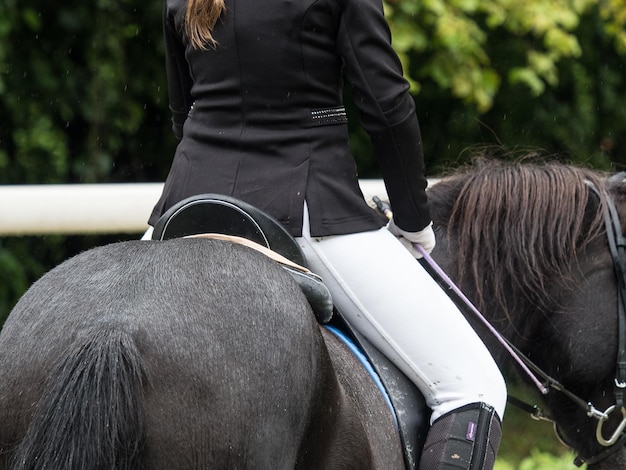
[418,402,502,470]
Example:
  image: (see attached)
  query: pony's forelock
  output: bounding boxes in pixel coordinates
[439,159,607,320]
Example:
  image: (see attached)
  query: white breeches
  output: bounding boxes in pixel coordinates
[296,208,507,423]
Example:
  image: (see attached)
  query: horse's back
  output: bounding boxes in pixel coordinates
[0,239,329,469]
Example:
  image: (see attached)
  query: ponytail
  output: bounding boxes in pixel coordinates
[184,0,226,49]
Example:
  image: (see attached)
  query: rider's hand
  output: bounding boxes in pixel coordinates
[387,219,436,259]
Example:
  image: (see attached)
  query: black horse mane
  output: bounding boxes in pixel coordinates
[428,158,613,319]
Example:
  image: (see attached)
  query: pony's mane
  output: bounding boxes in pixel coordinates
[430,159,610,318]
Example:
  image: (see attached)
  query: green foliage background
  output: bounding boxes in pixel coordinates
[1,0,625,466]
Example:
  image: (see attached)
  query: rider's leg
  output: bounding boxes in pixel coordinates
[296,209,506,470]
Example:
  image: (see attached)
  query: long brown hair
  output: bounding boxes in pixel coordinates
[184,0,226,49]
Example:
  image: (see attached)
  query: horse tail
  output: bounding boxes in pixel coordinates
[10,327,145,470]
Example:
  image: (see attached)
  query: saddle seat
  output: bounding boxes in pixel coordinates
[151,194,429,469]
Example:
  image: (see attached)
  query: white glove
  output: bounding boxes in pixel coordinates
[387,219,436,259]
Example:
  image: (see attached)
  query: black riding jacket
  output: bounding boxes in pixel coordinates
[150,0,431,237]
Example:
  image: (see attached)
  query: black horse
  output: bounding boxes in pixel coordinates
[1,160,625,469]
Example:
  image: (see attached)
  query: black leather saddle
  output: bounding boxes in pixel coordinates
[152,194,307,266]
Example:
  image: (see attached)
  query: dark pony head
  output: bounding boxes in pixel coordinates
[429,157,609,324]
[428,157,626,467]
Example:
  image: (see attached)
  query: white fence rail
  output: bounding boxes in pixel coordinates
[0,180,391,236]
